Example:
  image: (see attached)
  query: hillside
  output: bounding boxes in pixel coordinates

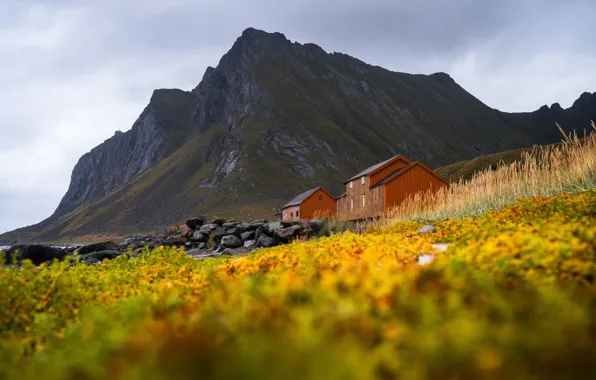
[2,27,596,241]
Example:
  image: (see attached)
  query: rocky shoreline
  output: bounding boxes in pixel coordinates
[1,217,328,266]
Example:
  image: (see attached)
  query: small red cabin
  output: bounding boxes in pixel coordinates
[280,187,336,221]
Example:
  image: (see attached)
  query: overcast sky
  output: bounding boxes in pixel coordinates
[1,0,595,234]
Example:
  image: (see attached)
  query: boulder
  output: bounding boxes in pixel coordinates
[245,222,264,231]
[197,242,207,251]
[256,235,277,248]
[222,222,238,229]
[4,244,67,266]
[301,228,315,239]
[161,236,187,247]
[243,240,256,249]
[240,230,256,242]
[307,219,324,232]
[211,218,226,227]
[77,241,120,255]
[191,230,208,242]
[180,225,194,239]
[79,250,121,262]
[221,235,242,249]
[199,223,219,234]
[418,225,437,234]
[210,227,227,244]
[276,225,304,243]
[84,257,102,265]
[132,247,145,257]
[237,222,252,231]
[185,217,206,230]
[226,227,243,237]
[221,248,239,255]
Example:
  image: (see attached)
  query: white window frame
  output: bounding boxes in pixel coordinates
[349,199,354,211]
[362,195,365,206]
[349,181,353,189]
[361,177,365,185]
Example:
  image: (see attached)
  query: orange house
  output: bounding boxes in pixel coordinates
[281,187,336,221]
[336,155,448,221]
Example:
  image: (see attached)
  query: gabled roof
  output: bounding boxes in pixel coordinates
[336,192,346,199]
[370,164,412,188]
[373,161,449,188]
[344,154,411,183]
[282,186,333,209]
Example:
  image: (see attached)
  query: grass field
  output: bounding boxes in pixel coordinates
[1,124,596,379]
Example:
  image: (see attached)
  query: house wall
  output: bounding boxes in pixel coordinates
[300,188,337,219]
[369,157,410,187]
[337,175,383,221]
[383,164,447,214]
[281,205,300,221]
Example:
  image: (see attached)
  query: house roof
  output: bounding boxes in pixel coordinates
[281,187,320,208]
[344,154,412,183]
[336,192,346,199]
[370,164,412,188]
[371,161,449,188]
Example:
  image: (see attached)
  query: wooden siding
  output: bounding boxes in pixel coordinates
[336,176,384,221]
[299,188,337,219]
[281,205,300,221]
[369,157,410,187]
[383,163,447,214]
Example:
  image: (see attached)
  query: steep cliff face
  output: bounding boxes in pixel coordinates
[3,28,595,241]
[56,89,198,214]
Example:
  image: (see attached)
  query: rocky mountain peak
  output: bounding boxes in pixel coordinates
[572,92,596,109]
[215,27,292,74]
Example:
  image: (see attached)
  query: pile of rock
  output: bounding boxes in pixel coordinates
[175,216,325,257]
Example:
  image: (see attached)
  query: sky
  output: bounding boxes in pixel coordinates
[1,0,595,234]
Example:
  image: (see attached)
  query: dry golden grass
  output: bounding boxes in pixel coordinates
[386,122,596,222]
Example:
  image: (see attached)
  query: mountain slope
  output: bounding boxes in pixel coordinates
[3,28,596,241]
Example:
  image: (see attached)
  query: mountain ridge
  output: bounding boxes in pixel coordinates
[2,27,595,242]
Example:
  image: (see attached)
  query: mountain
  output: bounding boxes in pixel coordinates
[3,28,596,242]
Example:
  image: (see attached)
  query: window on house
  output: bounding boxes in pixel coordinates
[296,210,299,218]
[291,212,293,218]
[362,195,365,207]
[349,181,353,189]
[349,199,354,211]
[361,177,365,185]
[318,195,322,200]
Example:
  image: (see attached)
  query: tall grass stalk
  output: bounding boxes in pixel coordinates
[386,122,596,222]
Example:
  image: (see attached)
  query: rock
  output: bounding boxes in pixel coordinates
[302,228,315,239]
[84,257,102,265]
[185,216,206,230]
[79,250,122,261]
[161,236,187,247]
[221,248,239,255]
[417,254,435,265]
[256,235,277,248]
[211,218,226,227]
[184,242,193,248]
[221,235,242,248]
[191,230,208,242]
[4,244,67,265]
[199,223,219,234]
[197,242,207,250]
[157,226,168,235]
[418,225,437,234]
[237,222,251,230]
[223,222,238,229]
[226,227,243,237]
[132,247,145,257]
[210,227,227,244]
[240,230,255,242]
[431,243,450,252]
[186,248,206,256]
[77,241,120,255]
[255,227,264,240]
[243,240,256,249]
[307,219,324,232]
[245,222,264,231]
[276,225,303,243]
[180,225,194,239]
